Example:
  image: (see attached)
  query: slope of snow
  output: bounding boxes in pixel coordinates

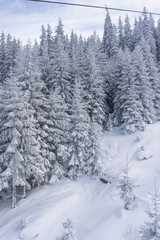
[1,122,160,240]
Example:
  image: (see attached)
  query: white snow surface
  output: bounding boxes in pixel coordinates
[1,122,160,240]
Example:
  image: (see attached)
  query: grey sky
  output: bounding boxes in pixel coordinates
[0,0,160,43]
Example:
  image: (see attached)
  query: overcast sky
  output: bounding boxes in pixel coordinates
[0,0,160,44]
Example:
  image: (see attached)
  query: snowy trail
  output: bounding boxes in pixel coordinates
[1,123,160,240]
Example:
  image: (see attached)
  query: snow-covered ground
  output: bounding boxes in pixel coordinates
[1,122,160,240]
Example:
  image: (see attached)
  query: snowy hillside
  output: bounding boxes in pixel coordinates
[1,122,160,240]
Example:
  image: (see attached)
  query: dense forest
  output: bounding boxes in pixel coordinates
[0,8,160,208]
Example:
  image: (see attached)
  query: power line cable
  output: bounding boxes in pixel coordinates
[27,0,160,16]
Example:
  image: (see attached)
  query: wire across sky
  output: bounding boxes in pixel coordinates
[27,0,160,16]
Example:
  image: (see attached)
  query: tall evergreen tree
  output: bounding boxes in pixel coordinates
[124,15,134,51]
[139,38,160,115]
[39,25,50,85]
[0,72,28,208]
[113,48,145,132]
[86,45,106,127]
[133,18,143,48]
[47,87,70,183]
[0,32,6,83]
[142,8,157,59]
[47,19,72,106]
[68,79,90,179]
[156,19,160,63]
[132,45,155,124]
[85,117,102,175]
[118,17,125,50]
[102,10,118,58]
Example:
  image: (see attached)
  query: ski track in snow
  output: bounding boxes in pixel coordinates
[1,122,160,240]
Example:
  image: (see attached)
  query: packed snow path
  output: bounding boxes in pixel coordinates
[1,123,160,240]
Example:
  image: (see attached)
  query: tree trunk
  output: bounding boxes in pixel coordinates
[12,182,16,209]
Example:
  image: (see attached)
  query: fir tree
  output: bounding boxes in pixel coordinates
[117,164,139,210]
[47,19,72,106]
[139,185,160,240]
[132,45,155,124]
[0,72,27,208]
[118,17,125,50]
[102,10,118,58]
[86,45,106,127]
[139,38,160,115]
[85,117,102,175]
[56,218,77,240]
[47,88,70,183]
[39,25,50,85]
[124,15,134,51]
[0,32,6,82]
[142,8,157,59]
[156,19,160,63]
[68,79,90,179]
[114,48,145,133]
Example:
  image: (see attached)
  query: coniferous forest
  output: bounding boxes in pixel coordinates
[0,8,160,208]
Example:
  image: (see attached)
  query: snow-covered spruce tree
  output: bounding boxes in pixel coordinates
[118,17,125,50]
[85,117,102,176]
[46,24,54,57]
[98,53,115,119]
[125,224,140,240]
[46,19,72,107]
[86,45,106,128]
[14,41,51,183]
[132,18,143,49]
[114,48,145,133]
[138,185,160,240]
[56,218,77,240]
[0,32,6,83]
[113,48,128,126]
[25,42,51,177]
[76,35,90,111]
[117,165,138,210]
[39,25,50,85]
[46,87,70,183]
[132,45,155,124]
[5,35,20,78]
[86,31,101,52]
[156,19,160,63]
[0,72,28,208]
[142,8,157,60]
[69,31,79,78]
[102,9,118,58]
[123,15,134,51]
[68,31,79,103]
[139,38,160,116]
[67,79,90,179]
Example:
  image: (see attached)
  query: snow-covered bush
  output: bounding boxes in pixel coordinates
[56,218,77,240]
[134,135,141,143]
[137,146,153,161]
[99,170,115,184]
[117,166,139,210]
[19,217,29,230]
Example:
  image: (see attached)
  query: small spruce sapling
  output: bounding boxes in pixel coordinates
[117,165,139,210]
[56,218,77,240]
[138,184,160,240]
[124,224,140,240]
[19,217,29,230]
